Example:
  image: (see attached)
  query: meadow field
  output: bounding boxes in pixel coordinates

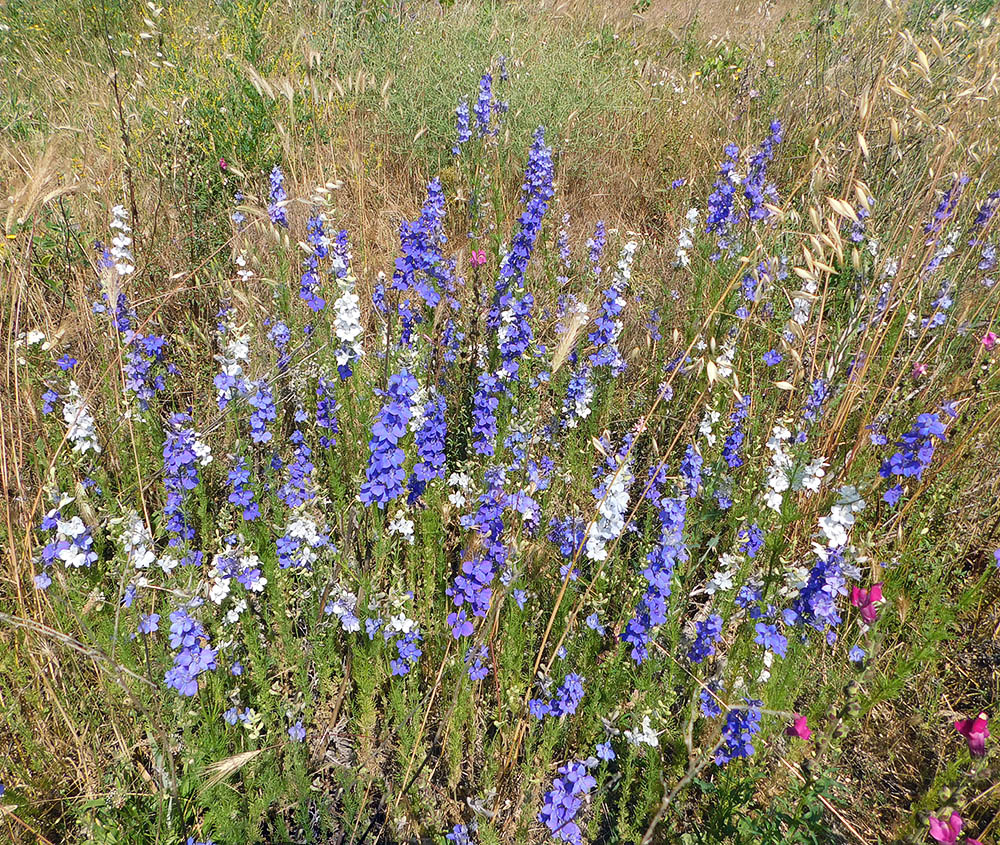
[1,0,999,842]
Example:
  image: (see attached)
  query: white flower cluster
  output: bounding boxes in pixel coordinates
[234,254,254,285]
[818,485,865,548]
[121,510,157,570]
[63,381,101,454]
[698,409,722,447]
[333,269,364,373]
[763,423,793,512]
[715,341,736,380]
[791,276,817,325]
[53,515,92,568]
[110,205,135,277]
[388,509,415,545]
[584,459,633,562]
[605,240,639,346]
[706,552,741,596]
[214,312,250,407]
[282,514,330,570]
[792,456,828,495]
[624,715,660,747]
[448,471,473,508]
[675,208,699,268]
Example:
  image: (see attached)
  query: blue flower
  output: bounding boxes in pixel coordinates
[715,699,762,765]
[763,349,782,366]
[688,614,723,663]
[359,370,418,509]
[537,760,596,845]
[267,166,288,227]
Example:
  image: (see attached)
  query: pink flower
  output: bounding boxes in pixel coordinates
[954,712,990,757]
[219,157,228,171]
[850,583,883,624]
[912,362,928,378]
[785,714,812,740]
[470,249,486,267]
[928,812,963,844]
[983,331,998,350]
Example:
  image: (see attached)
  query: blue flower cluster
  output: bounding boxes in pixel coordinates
[722,395,751,468]
[447,470,508,638]
[622,492,687,664]
[164,608,216,697]
[359,370,418,508]
[248,381,277,444]
[124,332,171,410]
[453,99,471,155]
[389,630,423,677]
[742,120,782,221]
[471,373,501,456]
[800,378,830,427]
[490,126,554,329]
[715,699,763,765]
[464,644,489,681]
[162,413,201,548]
[878,411,947,505]
[925,173,968,240]
[537,760,596,845]
[392,179,449,344]
[688,614,723,663]
[408,391,447,502]
[789,545,846,631]
[278,427,315,508]
[227,456,259,521]
[529,672,585,721]
[679,444,703,496]
[706,142,740,256]
[316,376,339,448]
[300,214,329,311]
[267,165,288,227]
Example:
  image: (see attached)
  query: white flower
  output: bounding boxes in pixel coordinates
[448,471,472,508]
[110,205,135,276]
[698,410,722,446]
[584,459,633,562]
[706,568,734,595]
[63,381,101,454]
[26,329,46,346]
[159,553,180,575]
[225,599,248,625]
[795,456,827,494]
[624,715,660,747]
[333,270,364,371]
[122,511,156,570]
[387,613,417,635]
[388,510,415,545]
[192,437,213,466]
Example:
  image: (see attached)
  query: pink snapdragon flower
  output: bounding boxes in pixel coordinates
[928,812,963,844]
[982,331,997,351]
[954,712,990,757]
[850,583,883,624]
[470,249,487,267]
[785,714,812,740]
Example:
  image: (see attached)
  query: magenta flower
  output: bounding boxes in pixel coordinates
[928,812,963,844]
[470,249,486,267]
[954,712,990,757]
[912,362,928,378]
[982,331,997,350]
[785,714,812,741]
[850,582,883,624]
